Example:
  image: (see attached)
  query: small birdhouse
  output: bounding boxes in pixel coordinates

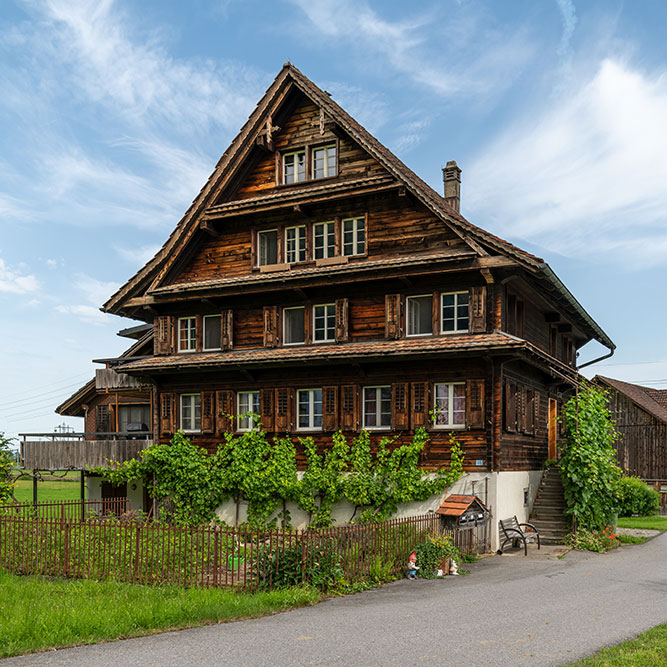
[436,494,489,530]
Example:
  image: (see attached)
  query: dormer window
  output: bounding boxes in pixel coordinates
[312,144,337,179]
[283,150,306,184]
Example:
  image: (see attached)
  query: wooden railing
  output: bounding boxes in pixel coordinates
[0,513,485,590]
[20,433,152,470]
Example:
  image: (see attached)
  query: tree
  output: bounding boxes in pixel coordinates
[0,432,17,502]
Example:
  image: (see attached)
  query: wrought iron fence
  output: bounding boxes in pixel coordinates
[0,499,131,521]
[0,512,484,590]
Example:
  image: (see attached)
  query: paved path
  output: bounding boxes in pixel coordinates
[5,535,667,667]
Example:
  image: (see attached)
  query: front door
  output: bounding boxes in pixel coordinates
[548,398,558,459]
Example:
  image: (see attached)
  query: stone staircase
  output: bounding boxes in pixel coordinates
[529,466,571,544]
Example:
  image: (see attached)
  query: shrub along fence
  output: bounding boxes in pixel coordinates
[0,512,480,590]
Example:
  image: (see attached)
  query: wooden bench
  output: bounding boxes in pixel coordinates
[498,516,541,555]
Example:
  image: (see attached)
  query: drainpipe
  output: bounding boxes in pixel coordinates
[577,346,615,370]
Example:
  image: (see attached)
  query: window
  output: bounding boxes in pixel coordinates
[363,386,391,429]
[342,217,365,256]
[297,389,323,430]
[314,221,336,259]
[283,306,305,345]
[283,150,306,184]
[407,295,433,336]
[433,383,466,429]
[312,144,336,179]
[237,391,260,431]
[178,317,196,352]
[203,315,221,351]
[313,304,336,343]
[118,405,151,432]
[180,394,201,432]
[441,292,469,333]
[258,230,278,266]
[285,225,307,263]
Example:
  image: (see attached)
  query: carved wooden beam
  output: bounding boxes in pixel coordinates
[200,219,220,237]
[293,203,309,217]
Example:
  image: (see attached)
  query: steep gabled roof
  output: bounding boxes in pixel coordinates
[595,375,667,424]
[102,63,613,351]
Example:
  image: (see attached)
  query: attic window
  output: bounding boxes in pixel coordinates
[312,144,336,179]
[283,150,306,184]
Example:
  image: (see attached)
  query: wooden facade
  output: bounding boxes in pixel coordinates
[58,64,614,477]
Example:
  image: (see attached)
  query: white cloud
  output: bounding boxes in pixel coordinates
[114,243,161,268]
[56,304,108,325]
[466,59,667,268]
[0,258,40,294]
[290,0,534,100]
[556,0,578,58]
[55,273,120,325]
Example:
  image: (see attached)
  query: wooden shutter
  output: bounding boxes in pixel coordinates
[505,381,516,432]
[221,309,233,350]
[391,382,409,430]
[263,306,279,348]
[385,294,402,339]
[525,390,534,434]
[215,390,234,433]
[322,386,339,431]
[274,388,293,432]
[469,286,487,333]
[96,404,110,433]
[335,298,349,343]
[410,382,430,429]
[260,388,274,431]
[466,379,485,429]
[160,393,176,435]
[517,386,525,433]
[154,316,173,355]
[251,229,258,268]
[201,391,215,433]
[340,385,358,430]
[533,391,541,436]
[195,315,203,352]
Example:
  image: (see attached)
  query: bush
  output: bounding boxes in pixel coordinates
[616,476,660,517]
[413,533,461,579]
[565,526,619,552]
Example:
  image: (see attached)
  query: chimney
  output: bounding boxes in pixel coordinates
[442,160,461,213]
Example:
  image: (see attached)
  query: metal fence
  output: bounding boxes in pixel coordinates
[0,499,131,521]
[0,512,483,590]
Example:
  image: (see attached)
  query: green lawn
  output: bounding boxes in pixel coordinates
[9,475,83,503]
[617,516,667,531]
[0,570,320,658]
[573,623,667,665]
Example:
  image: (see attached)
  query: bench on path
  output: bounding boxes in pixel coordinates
[498,516,541,555]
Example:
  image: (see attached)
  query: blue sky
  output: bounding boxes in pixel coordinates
[1,0,667,440]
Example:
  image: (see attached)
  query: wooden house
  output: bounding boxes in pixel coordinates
[594,375,667,510]
[39,64,614,544]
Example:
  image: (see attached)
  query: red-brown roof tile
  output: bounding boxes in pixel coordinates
[595,376,667,424]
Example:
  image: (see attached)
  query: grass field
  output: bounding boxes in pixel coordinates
[0,571,320,658]
[573,623,667,665]
[617,516,667,531]
[9,475,83,504]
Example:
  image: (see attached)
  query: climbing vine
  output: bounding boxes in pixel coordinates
[0,433,16,502]
[559,384,622,531]
[98,424,465,528]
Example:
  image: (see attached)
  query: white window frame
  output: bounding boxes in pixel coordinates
[178,317,196,352]
[237,391,260,432]
[313,303,336,343]
[282,150,306,184]
[362,385,392,430]
[406,294,433,337]
[283,306,306,346]
[342,217,365,256]
[285,225,307,264]
[258,229,279,266]
[313,221,336,260]
[311,144,337,179]
[441,291,469,334]
[296,388,323,431]
[202,314,221,351]
[433,382,466,430]
[180,393,201,432]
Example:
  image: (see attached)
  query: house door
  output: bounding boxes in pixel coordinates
[548,398,558,459]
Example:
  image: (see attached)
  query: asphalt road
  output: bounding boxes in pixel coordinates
[5,534,667,667]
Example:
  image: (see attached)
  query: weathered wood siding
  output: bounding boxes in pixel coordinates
[22,440,151,471]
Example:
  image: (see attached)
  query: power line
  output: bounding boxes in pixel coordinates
[0,373,91,403]
[0,379,92,409]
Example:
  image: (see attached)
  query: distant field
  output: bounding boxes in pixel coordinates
[617,516,667,532]
[9,476,84,503]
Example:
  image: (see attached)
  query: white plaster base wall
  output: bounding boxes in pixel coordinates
[85,476,145,512]
[86,476,102,502]
[214,470,543,552]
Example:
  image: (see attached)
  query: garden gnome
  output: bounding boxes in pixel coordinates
[407,552,419,579]
[449,559,459,575]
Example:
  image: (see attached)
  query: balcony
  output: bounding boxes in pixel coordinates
[20,432,153,471]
